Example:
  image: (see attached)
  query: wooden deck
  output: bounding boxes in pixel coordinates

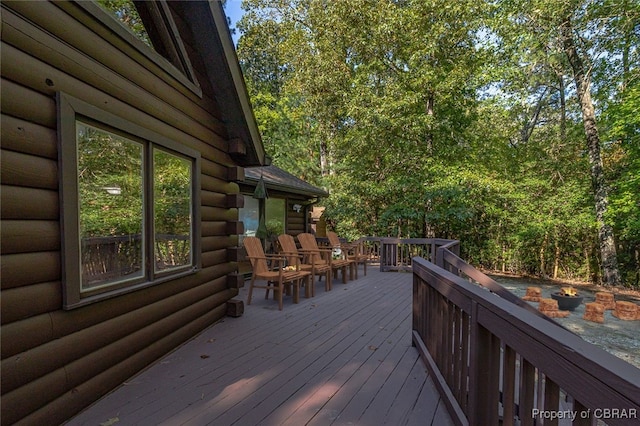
[67,267,453,426]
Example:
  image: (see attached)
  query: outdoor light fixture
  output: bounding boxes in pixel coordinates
[292,204,302,213]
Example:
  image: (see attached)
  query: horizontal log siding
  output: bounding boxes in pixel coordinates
[1,186,59,220]
[1,115,58,159]
[1,2,243,424]
[1,252,61,290]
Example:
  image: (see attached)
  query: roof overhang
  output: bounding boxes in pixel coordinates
[179,1,266,166]
[244,166,329,198]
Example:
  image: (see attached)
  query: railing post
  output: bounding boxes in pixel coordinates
[436,246,445,269]
[468,300,496,425]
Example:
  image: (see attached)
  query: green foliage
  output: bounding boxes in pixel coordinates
[96,0,152,46]
[235,0,639,286]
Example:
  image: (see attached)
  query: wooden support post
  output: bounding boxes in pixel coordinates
[226,299,244,317]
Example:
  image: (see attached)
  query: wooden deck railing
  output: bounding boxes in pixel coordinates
[412,252,640,426]
[377,237,455,272]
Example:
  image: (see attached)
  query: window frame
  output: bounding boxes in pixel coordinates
[67,1,202,98]
[58,92,201,309]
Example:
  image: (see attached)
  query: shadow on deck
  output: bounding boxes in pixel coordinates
[67,267,453,426]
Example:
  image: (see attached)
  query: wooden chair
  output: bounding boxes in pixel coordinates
[297,233,352,287]
[243,236,310,310]
[327,231,368,277]
[278,233,332,294]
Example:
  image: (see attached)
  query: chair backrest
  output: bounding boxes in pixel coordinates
[243,236,269,274]
[326,231,341,248]
[297,233,320,252]
[278,234,300,265]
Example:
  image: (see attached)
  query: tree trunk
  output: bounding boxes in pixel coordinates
[560,16,621,286]
[540,232,548,278]
[320,139,329,177]
[553,237,560,280]
[425,91,434,154]
[559,73,566,142]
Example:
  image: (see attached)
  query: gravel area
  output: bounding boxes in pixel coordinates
[491,276,640,370]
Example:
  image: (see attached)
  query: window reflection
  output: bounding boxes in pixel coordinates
[153,149,192,272]
[77,122,144,290]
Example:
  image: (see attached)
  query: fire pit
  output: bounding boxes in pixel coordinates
[551,287,584,311]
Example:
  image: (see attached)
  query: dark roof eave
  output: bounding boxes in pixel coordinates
[182,2,266,167]
[243,177,329,198]
[243,165,329,198]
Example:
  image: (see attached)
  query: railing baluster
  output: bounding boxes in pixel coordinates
[519,358,536,426]
[543,375,560,426]
[502,345,517,426]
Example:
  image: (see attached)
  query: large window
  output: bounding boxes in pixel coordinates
[59,93,200,308]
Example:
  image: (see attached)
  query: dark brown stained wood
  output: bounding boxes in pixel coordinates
[1,267,234,359]
[573,400,592,426]
[2,3,227,139]
[502,345,517,426]
[171,9,216,98]
[1,41,230,164]
[66,269,452,426]
[1,186,58,220]
[0,78,56,128]
[202,221,236,237]
[228,138,246,155]
[1,367,68,425]
[414,255,640,426]
[227,165,244,181]
[225,299,244,317]
[0,114,57,159]
[225,193,244,208]
[477,303,639,415]
[0,220,59,255]
[7,301,230,426]
[201,206,237,222]
[201,248,229,268]
[226,246,243,262]
[201,157,233,179]
[201,236,236,253]
[1,283,234,397]
[0,281,61,325]
[519,359,536,426]
[0,314,55,360]
[201,189,227,207]
[1,150,58,190]
[0,251,61,290]
[288,215,305,225]
[201,174,239,194]
[225,220,244,236]
[488,333,501,425]
[1,1,257,423]
[20,303,228,426]
[179,43,217,107]
[226,272,244,289]
[543,376,560,426]
[54,1,202,99]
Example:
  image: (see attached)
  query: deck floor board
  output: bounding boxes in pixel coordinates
[67,267,452,426]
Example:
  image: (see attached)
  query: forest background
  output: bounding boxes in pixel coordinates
[228,0,638,287]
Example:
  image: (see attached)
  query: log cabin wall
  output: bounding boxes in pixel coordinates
[0,2,250,424]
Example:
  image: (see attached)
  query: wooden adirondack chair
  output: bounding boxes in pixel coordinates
[327,231,367,277]
[297,233,352,286]
[243,236,310,310]
[278,233,332,294]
